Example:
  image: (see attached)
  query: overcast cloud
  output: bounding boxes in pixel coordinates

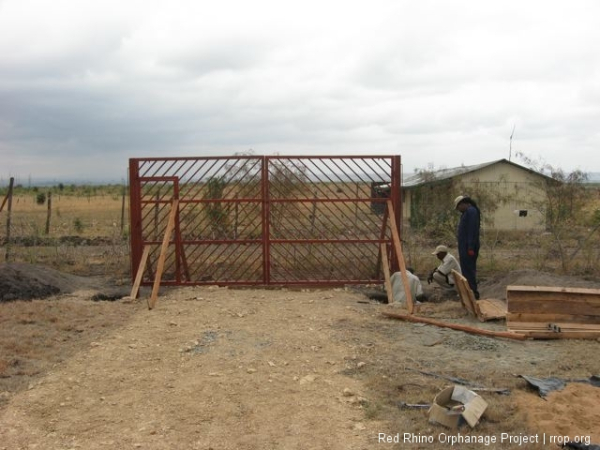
[1,0,599,183]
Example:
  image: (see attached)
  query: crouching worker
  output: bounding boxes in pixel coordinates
[427,245,461,293]
[391,268,427,305]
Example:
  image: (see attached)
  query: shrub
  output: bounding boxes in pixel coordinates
[35,192,46,205]
[73,218,84,234]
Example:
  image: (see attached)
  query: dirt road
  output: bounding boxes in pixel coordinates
[1,271,600,449]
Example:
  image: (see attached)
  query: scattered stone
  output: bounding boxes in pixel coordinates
[299,375,317,385]
[246,368,257,374]
[343,388,354,397]
[357,362,366,369]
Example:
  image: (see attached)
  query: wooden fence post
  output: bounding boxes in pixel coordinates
[45,191,52,235]
[120,186,126,235]
[3,177,14,262]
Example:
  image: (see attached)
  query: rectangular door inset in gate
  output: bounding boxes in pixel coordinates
[129,155,401,287]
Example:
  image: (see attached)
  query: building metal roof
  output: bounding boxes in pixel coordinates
[402,158,553,188]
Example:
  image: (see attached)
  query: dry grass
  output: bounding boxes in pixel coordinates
[3,184,600,280]
[2,189,129,277]
[7,193,125,238]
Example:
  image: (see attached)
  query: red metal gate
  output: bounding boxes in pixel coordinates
[129,155,402,286]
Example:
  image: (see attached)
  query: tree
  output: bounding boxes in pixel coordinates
[36,192,46,205]
[516,152,591,272]
[204,177,229,239]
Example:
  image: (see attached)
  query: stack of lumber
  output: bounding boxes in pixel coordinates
[451,270,507,322]
[506,285,600,339]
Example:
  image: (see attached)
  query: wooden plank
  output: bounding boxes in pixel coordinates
[506,312,600,325]
[386,200,414,314]
[451,270,506,321]
[510,331,600,340]
[148,199,179,310]
[453,269,470,312]
[507,300,600,316]
[507,322,600,331]
[452,270,477,317]
[507,293,600,306]
[380,244,393,304]
[130,245,150,299]
[507,285,600,296]
[507,286,600,312]
[382,311,527,341]
[476,299,507,321]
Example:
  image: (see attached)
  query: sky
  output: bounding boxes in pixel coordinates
[1,0,599,184]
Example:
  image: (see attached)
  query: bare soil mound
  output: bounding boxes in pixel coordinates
[0,263,119,302]
[479,268,599,299]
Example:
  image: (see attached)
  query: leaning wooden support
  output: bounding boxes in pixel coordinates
[148,198,179,310]
[380,244,393,304]
[382,311,527,341]
[130,245,150,300]
[386,200,414,314]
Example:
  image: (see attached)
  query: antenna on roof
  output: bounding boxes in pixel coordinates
[508,124,516,161]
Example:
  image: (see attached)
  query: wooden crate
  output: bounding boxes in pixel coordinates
[506,285,600,339]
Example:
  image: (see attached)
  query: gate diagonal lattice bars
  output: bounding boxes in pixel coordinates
[129,155,402,287]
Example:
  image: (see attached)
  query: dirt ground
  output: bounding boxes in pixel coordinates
[1,263,600,450]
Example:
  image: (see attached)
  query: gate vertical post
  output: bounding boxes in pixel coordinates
[173,181,182,283]
[261,157,270,284]
[129,160,143,283]
[390,155,402,272]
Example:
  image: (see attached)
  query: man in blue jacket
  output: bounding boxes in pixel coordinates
[454,195,481,299]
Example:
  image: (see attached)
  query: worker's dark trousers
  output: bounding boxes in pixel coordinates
[459,252,479,298]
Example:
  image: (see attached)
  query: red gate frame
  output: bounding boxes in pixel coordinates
[128,155,403,287]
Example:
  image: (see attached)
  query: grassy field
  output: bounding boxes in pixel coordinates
[1,185,130,279]
[1,183,600,281]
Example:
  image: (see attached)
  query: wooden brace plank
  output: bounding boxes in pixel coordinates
[148,198,179,310]
[382,311,527,341]
[386,200,414,314]
[380,244,393,304]
[130,245,150,299]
